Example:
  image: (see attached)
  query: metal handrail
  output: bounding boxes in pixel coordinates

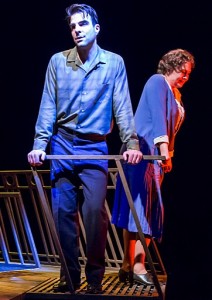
[32,154,165,298]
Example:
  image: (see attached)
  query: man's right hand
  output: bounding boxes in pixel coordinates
[27,150,46,166]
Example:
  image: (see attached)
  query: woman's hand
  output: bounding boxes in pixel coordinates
[157,157,172,173]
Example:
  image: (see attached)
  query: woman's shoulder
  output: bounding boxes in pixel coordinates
[145,74,167,89]
[147,74,165,83]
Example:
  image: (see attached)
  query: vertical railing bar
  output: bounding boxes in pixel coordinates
[31,167,74,293]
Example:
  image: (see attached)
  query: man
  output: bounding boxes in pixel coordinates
[27,3,142,294]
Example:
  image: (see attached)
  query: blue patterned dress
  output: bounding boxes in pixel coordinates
[111,74,185,240]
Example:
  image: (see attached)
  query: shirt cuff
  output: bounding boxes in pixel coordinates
[154,135,169,145]
[126,138,140,150]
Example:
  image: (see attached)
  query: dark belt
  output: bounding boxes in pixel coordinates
[58,128,106,142]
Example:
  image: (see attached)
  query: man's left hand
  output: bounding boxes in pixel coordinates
[122,149,143,164]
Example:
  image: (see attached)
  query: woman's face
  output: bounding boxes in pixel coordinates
[166,62,192,89]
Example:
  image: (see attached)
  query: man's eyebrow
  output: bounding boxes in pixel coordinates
[70,19,89,26]
[79,19,89,24]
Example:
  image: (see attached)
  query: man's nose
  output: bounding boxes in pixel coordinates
[75,24,81,32]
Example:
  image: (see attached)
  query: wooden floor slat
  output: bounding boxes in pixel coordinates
[0,265,166,300]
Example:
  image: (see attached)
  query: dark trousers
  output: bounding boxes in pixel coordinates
[50,130,109,286]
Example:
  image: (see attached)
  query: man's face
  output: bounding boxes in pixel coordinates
[69,12,100,48]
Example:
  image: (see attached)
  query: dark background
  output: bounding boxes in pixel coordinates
[1,1,212,299]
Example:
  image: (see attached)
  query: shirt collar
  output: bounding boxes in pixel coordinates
[66,46,107,65]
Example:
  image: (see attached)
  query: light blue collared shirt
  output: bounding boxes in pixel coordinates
[33,46,139,151]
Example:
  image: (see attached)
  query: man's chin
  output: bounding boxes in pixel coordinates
[76,42,86,47]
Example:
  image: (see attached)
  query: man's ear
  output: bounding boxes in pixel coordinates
[95,24,100,35]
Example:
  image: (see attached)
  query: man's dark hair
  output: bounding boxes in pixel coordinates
[65,3,99,26]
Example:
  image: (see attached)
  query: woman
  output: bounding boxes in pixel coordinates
[111,49,195,285]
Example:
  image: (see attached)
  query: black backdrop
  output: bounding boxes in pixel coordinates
[1,1,212,299]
